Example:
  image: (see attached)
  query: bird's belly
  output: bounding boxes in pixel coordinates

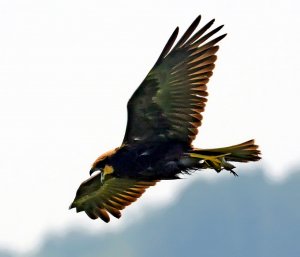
[111,142,187,179]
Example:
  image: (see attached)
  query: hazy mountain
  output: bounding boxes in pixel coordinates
[1,168,299,257]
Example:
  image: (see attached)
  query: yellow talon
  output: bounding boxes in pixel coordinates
[189,152,230,162]
[189,152,232,172]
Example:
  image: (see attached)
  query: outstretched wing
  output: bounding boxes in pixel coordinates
[123,16,226,145]
[70,173,158,222]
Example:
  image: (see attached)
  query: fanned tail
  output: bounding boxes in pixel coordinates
[186,140,261,175]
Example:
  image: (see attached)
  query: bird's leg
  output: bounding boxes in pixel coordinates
[188,153,238,176]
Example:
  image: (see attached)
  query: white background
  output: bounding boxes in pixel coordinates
[0,0,299,252]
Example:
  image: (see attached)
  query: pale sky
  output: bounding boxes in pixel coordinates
[0,0,299,253]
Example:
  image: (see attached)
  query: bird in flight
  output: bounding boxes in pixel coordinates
[70,15,261,222]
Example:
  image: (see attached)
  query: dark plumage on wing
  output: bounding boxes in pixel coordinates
[70,15,261,222]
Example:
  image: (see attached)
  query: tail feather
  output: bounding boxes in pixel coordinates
[195,140,261,162]
[187,140,261,174]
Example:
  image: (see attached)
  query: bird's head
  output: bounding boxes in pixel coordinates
[89,147,119,175]
[90,158,106,175]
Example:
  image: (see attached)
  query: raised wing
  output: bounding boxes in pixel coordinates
[70,173,158,222]
[123,16,226,145]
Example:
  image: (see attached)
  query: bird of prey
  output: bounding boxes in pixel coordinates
[70,15,261,222]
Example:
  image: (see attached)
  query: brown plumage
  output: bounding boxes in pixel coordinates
[70,15,261,222]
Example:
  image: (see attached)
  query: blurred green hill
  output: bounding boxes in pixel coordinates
[1,168,300,257]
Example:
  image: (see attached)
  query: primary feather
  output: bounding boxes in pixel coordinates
[123,15,226,144]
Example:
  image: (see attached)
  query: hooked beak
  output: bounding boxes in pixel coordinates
[90,167,97,175]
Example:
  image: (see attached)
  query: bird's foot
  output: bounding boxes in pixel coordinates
[229,169,238,177]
